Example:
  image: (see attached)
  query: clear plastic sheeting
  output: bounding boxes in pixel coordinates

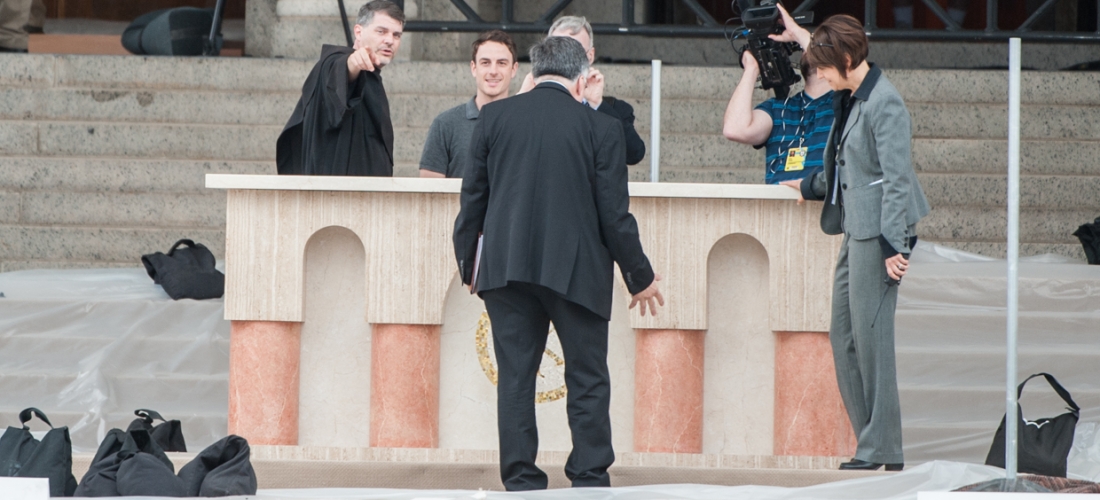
[90,461,1010,500]
[0,268,229,453]
[897,242,1100,473]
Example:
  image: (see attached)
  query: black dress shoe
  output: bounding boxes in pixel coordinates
[839,459,904,471]
[0,46,28,53]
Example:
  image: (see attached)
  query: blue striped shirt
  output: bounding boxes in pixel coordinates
[755,90,835,184]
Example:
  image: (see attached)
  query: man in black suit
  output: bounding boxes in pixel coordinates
[453,36,663,491]
[518,16,647,166]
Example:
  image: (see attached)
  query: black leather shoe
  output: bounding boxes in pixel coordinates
[839,459,904,471]
[0,46,28,53]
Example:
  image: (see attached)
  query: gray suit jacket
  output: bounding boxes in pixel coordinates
[800,66,930,254]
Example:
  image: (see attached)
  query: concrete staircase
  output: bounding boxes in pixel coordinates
[0,53,1094,270]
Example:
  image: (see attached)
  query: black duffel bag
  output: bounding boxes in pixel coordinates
[1073,216,1100,265]
[127,409,186,453]
[121,7,222,56]
[142,239,225,300]
[985,373,1080,477]
[0,408,78,496]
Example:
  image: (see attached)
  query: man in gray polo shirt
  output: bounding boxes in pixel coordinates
[419,30,518,178]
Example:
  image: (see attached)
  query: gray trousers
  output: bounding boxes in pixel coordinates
[830,234,904,464]
[0,0,31,50]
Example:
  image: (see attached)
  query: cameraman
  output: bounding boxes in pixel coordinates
[722,50,834,185]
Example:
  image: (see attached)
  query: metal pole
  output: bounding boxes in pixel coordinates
[338,0,353,47]
[650,60,661,183]
[1005,37,1022,482]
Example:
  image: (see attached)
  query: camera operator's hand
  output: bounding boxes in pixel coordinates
[769,3,812,51]
[740,49,759,74]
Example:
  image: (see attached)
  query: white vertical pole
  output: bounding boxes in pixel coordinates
[650,60,661,183]
[1005,37,1022,482]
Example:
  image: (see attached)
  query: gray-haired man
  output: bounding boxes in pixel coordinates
[520,16,646,165]
[454,36,662,491]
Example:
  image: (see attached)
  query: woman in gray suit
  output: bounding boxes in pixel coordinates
[775,8,931,471]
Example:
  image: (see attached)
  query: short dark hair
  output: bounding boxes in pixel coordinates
[530,36,589,81]
[803,15,868,79]
[357,0,405,27]
[471,30,517,64]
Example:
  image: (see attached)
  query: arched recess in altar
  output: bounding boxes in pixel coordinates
[298,225,372,447]
[703,233,773,455]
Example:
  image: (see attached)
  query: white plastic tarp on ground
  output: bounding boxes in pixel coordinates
[0,268,229,453]
[76,461,1010,500]
[0,241,1097,469]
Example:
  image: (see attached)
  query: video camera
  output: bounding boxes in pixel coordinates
[733,0,813,100]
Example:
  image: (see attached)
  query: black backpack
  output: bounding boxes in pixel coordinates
[121,7,222,56]
[0,408,78,496]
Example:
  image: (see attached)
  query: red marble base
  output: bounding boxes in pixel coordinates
[370,324,441,448]
[633,328,705,453]
[773,331,856,456]
[228,320,302,445]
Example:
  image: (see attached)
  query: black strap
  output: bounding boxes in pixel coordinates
[18,407,54,429]
[167,239,197,256]
[1018,373,1080,414]
[135,408,166,424]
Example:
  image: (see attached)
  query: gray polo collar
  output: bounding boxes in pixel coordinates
[465,97,480,120]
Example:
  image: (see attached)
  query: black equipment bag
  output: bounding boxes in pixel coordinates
[178,435,257,496]
[0,408,77,496]
[985,373,1080,477]
[126,409,187,453]
[74,428,186,497]
[142,239,225,300]
[1073,216,1100,265]
[121,7,222,56]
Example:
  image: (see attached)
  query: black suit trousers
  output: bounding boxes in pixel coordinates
[482,281,614,491]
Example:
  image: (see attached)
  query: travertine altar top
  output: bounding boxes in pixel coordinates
[206,174,802,200]
[208,174,836,331]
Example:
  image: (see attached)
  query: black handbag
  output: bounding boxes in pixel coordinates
[985,373,1080,477]
[126,409,186,453]
[0,408,78,496]
[142,239,225,300]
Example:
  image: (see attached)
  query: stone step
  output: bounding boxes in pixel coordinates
[918,173,1100,210]
[920,206,1095,244]
[0,409,226,453]
[901,424,994,464]
[898,385,1099,425]
[2,190,227,228]
[897,349,1100,392]
[8,85,1096,143]
[628,100,1100,139]
[0,157,274,193]
[0,224,225,263]
[909,240,1086,261]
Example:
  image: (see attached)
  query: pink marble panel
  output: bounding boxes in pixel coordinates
[773,331,857,456]
[633,329,705,453]
[370,324,441,448]
[228,320,301,445]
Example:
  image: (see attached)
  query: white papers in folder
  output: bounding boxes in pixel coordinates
[470,234,483,294]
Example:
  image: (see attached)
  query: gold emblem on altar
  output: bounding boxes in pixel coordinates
[476,312,567,403]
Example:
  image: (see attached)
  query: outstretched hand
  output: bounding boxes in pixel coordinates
[630,274,665,317]
[347,46,379,81]
[768,3,812,50]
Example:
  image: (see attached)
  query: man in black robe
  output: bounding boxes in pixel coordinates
[276,1,404,176]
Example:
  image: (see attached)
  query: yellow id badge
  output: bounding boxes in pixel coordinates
[785,147,807,171]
